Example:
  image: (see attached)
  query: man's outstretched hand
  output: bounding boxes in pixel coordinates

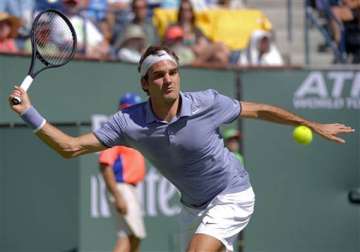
[311,123,355,144]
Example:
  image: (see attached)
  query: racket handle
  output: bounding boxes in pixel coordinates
[11,96,22,105]
[11,75,34,105]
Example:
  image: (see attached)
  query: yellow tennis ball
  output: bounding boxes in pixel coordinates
[293,125,313,145]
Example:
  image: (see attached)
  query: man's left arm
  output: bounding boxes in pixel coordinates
[240,101,355,144]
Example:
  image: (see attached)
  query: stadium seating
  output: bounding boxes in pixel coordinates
[153,8,272,50]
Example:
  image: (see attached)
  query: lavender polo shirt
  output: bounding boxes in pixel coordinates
[94,89,251,208]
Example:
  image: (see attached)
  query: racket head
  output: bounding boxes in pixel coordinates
[11,9,77,105]
[30,9,77,75]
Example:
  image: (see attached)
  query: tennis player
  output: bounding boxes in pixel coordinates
[9,46,354,252]
[99,92,146,252]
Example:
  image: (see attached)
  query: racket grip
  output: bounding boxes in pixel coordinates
[20,75,34,91]
[12,75,34,105]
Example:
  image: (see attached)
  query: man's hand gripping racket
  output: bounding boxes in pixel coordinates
[10,9,77,106]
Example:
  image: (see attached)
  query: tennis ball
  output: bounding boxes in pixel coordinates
[293,125,313,145]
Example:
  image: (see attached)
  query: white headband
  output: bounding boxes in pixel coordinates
[139,50,177,77]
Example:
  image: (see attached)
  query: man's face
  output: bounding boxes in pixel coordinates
[141,60,180,104]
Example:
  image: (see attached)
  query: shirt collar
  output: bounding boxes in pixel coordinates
[179,92,192,117]
[145,101,157,124]
[144,92,192,124]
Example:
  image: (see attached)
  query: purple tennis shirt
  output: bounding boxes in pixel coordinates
[94,89,251,208]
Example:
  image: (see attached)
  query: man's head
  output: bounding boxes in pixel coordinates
[138,46,179,79]
[119,92,142,110]
[138,46,180,103]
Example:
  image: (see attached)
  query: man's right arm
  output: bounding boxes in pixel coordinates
[36,123,106,158]
[100,163,127,215]
[9,86,107,158]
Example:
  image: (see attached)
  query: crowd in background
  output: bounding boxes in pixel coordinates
[309,0,360,64]
[6,0,347,67]
[3,0,359,66]
[0,0,285,67]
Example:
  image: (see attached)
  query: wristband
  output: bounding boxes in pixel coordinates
[20,106,47,133]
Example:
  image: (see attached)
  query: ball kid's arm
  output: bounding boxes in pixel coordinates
[9,86,106,158]
[240,101,355,144]
[99,163,127,215]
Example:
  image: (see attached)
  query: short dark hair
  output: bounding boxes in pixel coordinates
[138,45,179,75]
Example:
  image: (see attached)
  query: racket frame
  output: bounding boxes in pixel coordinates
[12,9,77,104]
[29,9,77,77]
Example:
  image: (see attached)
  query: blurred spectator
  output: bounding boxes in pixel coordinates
[332,0,360,63]
[159,0,180,9]
[0,12,21,53]
[35,0,64,12]
[158,0,220,10]
[107,0,131,44]
[116,24,147,63]
[131,0,158,43]
[108,0,130,13]
[217,0,245,9]
[62,0,110,59]
[237,29,283,66]
[223,128,244,165]
[166,0,230,65]
[85,0,113,43]
[86,0,108,22]
[0,0,34,37]
[309,0,342,54]
[112,0,159,50]
[176,0,245,11]
[162,24,195,65]
[157,0,220,10]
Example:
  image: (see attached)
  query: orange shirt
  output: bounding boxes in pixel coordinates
[99,146,146,184]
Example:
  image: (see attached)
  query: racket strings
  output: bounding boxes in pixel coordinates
[34,12,76,66]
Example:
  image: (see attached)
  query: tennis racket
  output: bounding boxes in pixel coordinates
[11,9,77,105]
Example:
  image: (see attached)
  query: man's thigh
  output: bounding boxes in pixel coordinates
[187,233,225,252]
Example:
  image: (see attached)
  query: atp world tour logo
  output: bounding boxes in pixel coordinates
[293,71,360,109]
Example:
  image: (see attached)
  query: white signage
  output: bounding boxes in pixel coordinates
[91,167,181,218]
[293,71,360,109]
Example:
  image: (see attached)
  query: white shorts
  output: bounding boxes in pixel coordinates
[178,187,255,252]
[109,183,146,239]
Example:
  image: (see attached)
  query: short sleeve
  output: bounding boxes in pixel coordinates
[93,112,127,147]
[210,89,241,124]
